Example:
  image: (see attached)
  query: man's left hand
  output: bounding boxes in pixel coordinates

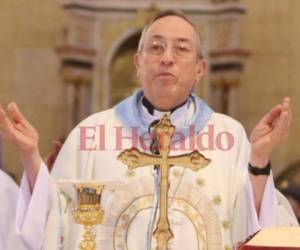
[250,97,291,167]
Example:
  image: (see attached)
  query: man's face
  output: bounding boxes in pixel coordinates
[134,15,206,111]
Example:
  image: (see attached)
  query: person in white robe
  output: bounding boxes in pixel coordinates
[0,169,26,249]
[0,9,298,250]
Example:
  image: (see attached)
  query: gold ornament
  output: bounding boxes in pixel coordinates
[118,114,211,249]
[73,184,104,250]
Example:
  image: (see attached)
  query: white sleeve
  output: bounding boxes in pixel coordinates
[16,162,53,250]
[233,169,298,245]
[230,125,276,242]
[275,190,299,226]
[229,124,297,245]
[244,173,276,235]
[245,171,299,233]
[231,125,278,233]
[0,170,26,249]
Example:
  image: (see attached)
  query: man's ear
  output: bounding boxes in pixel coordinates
[196,59,207,82]
[133,52,141,70]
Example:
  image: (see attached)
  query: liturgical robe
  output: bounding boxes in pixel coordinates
[0,169,26,249]
[16,90,298,250]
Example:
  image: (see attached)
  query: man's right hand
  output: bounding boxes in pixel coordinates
[0,102,41,191]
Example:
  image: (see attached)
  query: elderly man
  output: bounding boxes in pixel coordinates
[0,10,297,250]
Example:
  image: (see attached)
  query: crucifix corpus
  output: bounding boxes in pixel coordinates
[117,114,211,250]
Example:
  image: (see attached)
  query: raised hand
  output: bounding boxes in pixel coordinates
[0,102,41,190]
[250,97,291,167]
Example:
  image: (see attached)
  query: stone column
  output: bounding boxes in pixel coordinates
[55,7,98,132]
[207,0,249,116]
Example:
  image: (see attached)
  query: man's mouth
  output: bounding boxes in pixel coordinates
[157,72,175,78]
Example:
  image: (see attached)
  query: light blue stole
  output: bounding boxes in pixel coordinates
[114,89,214,139]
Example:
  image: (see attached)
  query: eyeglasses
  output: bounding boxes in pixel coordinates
[143,38,197,59]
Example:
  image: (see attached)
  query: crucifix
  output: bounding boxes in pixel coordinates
[117,114,211,250]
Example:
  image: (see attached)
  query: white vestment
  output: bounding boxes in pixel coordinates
[16,93,298,250]
[0,169,26,249]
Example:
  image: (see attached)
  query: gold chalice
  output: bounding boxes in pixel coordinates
[73,184,104,250]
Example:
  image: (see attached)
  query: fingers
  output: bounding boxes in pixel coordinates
[272,109,289,143]
[7,103,38,137]
[0,105,9,130]
[8,102,27,124]
[0,105,5,125]
[0,103,7,121]
[0,106,18,141]
[261,97,292,126]
[282,96,290,106]
[3,103,26,135]
[0,102,29,142]
[281,97,290,116]
[280,96,291,130]
[0,106,6,136]
[272,97,292,143]
[260,104,282,125]
[282,97,292,126]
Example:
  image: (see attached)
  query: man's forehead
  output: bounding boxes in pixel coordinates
[145,15,197,41]
[147,34,193,43]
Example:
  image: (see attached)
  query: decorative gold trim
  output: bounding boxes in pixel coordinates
[117,115,211,249]
[114,196,207,250]
[97,177,222,250]
[212,195,222,206]
[125,169,136,178]
[222,220,232,230]
[224,245,232,250]
[172,169,182,178]
[195,177,205,187]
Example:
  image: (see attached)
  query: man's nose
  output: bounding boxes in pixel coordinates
[160,47,175,65]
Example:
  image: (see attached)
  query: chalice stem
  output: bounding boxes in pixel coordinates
[79,225,96,250]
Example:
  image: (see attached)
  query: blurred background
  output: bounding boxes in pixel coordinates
[0,0,299,208]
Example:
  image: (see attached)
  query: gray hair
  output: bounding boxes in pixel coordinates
[137,9,204,59]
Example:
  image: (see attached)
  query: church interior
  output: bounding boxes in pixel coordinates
[0,0,299,208]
